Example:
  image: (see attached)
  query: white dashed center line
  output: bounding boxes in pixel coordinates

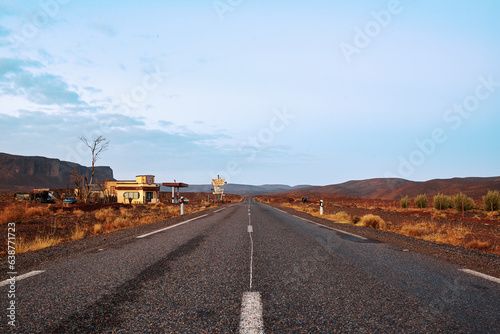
[459,269,500,284]
[240,200,265,333]
[240,292,265,334]
[136,214,208,239]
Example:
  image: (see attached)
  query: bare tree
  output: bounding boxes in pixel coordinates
[96,176,111,203]
[71,169,83,200]
[80,136,110,203]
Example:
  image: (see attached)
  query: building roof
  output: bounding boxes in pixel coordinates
[162,182,189,188]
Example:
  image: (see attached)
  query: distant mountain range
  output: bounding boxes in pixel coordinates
[2,153,498,200]
[277,177,500,200]
[170,176,500,200]
[0,152,114,192]
[167,184,312,196]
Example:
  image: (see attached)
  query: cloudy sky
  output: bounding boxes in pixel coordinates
[1,0,499,186]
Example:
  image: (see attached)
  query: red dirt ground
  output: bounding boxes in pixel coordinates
[256,195,500,255]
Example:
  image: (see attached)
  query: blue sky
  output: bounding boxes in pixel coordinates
[0,0,499,185]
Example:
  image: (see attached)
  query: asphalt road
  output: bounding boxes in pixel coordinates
[1,198,499,333]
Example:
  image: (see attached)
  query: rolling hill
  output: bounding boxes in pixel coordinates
[282,177,500,200]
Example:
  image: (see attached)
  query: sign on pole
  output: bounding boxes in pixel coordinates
[212,178,225,186]
[213,186,224,195]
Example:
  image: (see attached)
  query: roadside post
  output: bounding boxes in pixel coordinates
[180,197,184,215]
[320,200,324,215]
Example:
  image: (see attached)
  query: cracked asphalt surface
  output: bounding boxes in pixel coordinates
[1,198,499,333]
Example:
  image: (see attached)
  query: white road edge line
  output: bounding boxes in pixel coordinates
[0,270,45,287]
[136,214,209,239]
[459,269,500,284]
[214,208,225,213]
[240,291,264,334]
[293,215,369,240]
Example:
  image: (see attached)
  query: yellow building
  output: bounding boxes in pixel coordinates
[107,175,160,204]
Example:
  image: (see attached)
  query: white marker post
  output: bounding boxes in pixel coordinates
[180,198,184,216]
[320,200,324,215]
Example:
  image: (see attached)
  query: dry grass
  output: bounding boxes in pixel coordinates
[73,209,85,217]
[278,202,497,253]
[487,211,499,217]
[319,211,352,224]
[0,204,26,224]
[119,207,134,218]
[93,223,103,234]
[16,236,61,253]
[153,202,166,209]
[465,240,493,251]
[397,221,473,247]
[112,217,132,229]
[431,211,447,220]
[71,225,87,241]
[357,214,387,229]
[94,208,117,224]
[25,206,52,218]
[55,208,65,215]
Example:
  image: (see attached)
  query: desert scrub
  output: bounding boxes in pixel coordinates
[414,194,428,208]
[25,206,51,218]
[324,211,351,224]
[357,214,387,229]
[452,193,475,212]
[16,235,61,253]
[483,190,500,212]
[0,204,26,224]
[95,208,117,224]
[431,211,447,220]
[400,196,411,209]
[433,193,452,210]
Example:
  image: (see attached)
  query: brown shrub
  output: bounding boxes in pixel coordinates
[153,202,166,209]
[487,211,499,217]
[16,236,61,253]
[0,204,25,224]
[357,214,387,229]
[73,209,85,217]
[93,223,103,234]
[400,222,438,237]
[71,225,86,241]
[320,211,352,224]
[25,206,51,218]
[465,240,492,251]
[119,207,133,218]
[431,211,447,220]
[112,217,131,229]
[95,208,116,224]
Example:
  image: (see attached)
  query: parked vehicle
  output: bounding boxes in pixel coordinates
[35,191,55,203]
[63,197,78,204]
[15,193,32,202]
